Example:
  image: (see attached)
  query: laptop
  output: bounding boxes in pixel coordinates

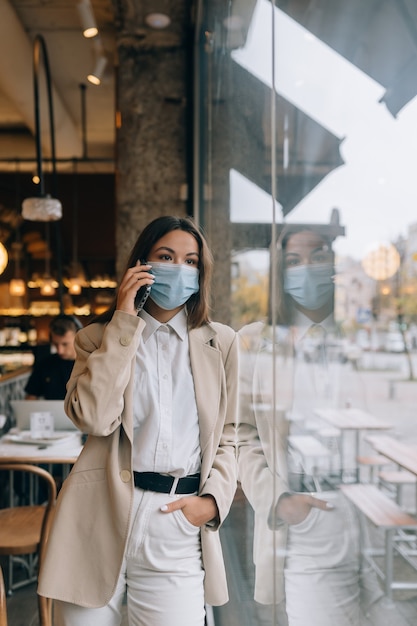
[10,400,78,432]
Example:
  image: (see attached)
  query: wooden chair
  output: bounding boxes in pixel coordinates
[0,566,7,626]
[0,464,56,626]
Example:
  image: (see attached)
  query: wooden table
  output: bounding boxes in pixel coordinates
[314,408,392,481]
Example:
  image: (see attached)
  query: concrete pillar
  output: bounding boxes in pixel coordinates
[199,33,268,325]
[112,1,192,277]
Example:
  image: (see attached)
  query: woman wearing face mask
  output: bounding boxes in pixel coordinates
[38,215,238,626]
[237,222,383,625]
[277,227,335,326]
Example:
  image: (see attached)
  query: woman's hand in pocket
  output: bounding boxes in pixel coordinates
[269,493,334,528]
[160,494,219,527]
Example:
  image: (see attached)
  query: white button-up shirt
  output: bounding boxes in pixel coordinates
[132,308,201,477]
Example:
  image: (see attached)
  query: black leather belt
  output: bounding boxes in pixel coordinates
[133,471,200,494]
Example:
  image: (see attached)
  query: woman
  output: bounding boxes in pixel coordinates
[238,219,382,624]
[273,224,336,326]
[38,216,239,626]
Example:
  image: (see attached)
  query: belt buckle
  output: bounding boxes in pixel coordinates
[169,476,180,496]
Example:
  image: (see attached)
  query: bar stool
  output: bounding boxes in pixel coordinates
[356,454,390,483]
[378,469,417,508]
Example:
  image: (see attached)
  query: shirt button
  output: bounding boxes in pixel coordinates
[120,335,131,346]
[120,470,131,482]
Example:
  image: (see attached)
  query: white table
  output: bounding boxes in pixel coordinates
[0,431,83,505]
[0,430,83,465]
[314,408,392,481]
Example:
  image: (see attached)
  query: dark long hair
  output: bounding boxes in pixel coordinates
[93,216,213,329]
[270,226,333,325]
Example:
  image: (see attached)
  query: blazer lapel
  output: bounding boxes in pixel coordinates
[189,325,222,453]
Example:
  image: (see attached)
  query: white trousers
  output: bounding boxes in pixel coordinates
[55,487,205,626]
[284,491,365,626]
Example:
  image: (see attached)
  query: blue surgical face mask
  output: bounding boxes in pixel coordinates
[284,264,334,311]
[149,262,199,310]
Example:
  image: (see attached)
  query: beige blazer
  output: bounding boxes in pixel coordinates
[237,322,294,605]
[237,319,356,604]
[38,310,238,608]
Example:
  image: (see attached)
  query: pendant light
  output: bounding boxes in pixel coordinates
[22,35,62,222]
[9,163,26,297]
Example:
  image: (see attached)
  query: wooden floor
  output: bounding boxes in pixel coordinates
[5,581,48,626]
[1,558,128,626]
[4,585,129,626]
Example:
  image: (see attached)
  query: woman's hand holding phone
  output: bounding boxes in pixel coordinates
[116,261,154,316]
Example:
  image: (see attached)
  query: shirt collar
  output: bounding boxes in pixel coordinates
[292,309,335,340]
[139,308,188,342]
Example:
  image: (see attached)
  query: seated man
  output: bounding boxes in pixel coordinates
[25,314,81,400]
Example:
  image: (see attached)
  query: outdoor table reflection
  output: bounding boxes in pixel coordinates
[366,434,417,504]
[314,407,392,481]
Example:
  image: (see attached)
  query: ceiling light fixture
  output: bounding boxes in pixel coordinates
[145,13,171,29]
[87,55,107,85]
[77,0,99,38]
[65,159,88,295]
[10,166,26,297]
[35,223,58,297]
[22,195,62,221]
[9,242,26,297]
[40,276,58,297]
[0,243,8,275]
[9,279,26,297]
[65,274,84,295]
[27,274,58,290]
[22,35,62,221]
[90,275,117,289]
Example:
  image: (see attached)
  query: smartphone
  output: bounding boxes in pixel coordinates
[134,261,152,314]
[135,284,151,314]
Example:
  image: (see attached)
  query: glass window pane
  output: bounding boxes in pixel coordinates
[197,2,417,623]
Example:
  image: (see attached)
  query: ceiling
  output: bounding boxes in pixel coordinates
[0,0,116,174]
[0,0,203,176]
[0,0,196,287]
[1,1,417,182]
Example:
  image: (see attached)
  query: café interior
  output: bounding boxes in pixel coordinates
[2,0,417,624]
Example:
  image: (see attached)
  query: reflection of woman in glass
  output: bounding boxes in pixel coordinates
[238,215,382,625]
[277,227,335,325]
